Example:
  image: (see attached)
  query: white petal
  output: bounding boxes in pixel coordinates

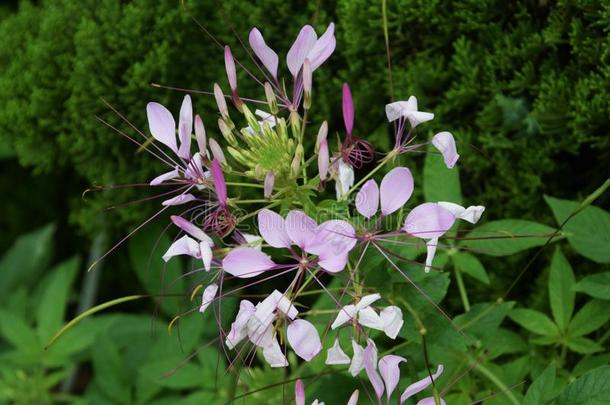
[161,193,196,206]
[199,241,213,272]
[406,111,434,128]
[380,306,403,339]
[150,167,180,186]
[262,339,288,368]
[287,319,322,361]
[199,283,218,313]
[358,306,384,330]
[335,160,354,200]
[355,294,381,311]
[225,300,255,349]
[330,304,357,330]
[460,205,485,224]
[325,338,351,365]
[424,238,439,273]
[385,101,411,122]
[348,340,365,377]
[162,235,200,262]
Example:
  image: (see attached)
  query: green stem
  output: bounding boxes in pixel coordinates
[343,152,395,199]
[454,264,470,312]
[45,295,147,349]
[468,355,521,405]
[226,182,264,188]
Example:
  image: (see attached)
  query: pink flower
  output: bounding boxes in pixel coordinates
[355,167,414,218]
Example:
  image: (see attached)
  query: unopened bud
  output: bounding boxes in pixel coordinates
[264,171,274,199]
[214,83,229,118]
[318,139,329,180]
[289,110,301,140]
[264,82,278,114]
[218,118,237,146]
[194,114,207,157]
[242,105,260,134]
[315,121,328,153]
[208,138,226,165]
[291,144,304,177]
[224,46,237,92]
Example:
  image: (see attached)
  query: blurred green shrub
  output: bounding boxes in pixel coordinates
[0,0,608,236]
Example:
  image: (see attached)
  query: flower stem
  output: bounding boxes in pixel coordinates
[454,264,470,312]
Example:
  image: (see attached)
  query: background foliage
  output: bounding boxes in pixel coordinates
[0,0,608,404]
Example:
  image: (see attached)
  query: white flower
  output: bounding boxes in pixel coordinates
[385,96,434,128]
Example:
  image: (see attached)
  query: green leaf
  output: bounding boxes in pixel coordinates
[0,223,55,300]
[459,219,557,256]
[573,272,610,300]
[423,143,463,204]
[36,257,79,342]
[545,196,610,263]
[568,300,610,337]
[129,226,186,317]
[548,247,575,331]
[453,301,515,339]
[573,354,610,377]
[452,251,489,284]
[508,309,559,336]
[91,334,130,403]
[0,309,40,353]
[567,336,604,354]
[555,365,610,405]
[523,364,556,405]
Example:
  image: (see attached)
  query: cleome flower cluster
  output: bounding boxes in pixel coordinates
[136,22,485,404]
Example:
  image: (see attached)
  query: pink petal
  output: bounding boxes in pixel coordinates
[150,167,179,186]
[342,83,354,135]
[162,235,200,262]
[317,251,349,273]
[307,23,336,71]
[224,46,237,91]
[307,220,356,257]
[378,355,406,400]
[316,121,328,148]
[287,25,317,77]
[417,397,446,405]
[380,167,414,215]
[403,203,455,240]
[432,132,459,168]
[400,364,444,404]
[355,179,379,218]
[287,319,322,361]
[258,209,291,248]
[194,115,207,156]
[363,341,384,401]
[348,340,365,376]
[161,193,196,206]
[211,159,227,206]
[347,390,360,405]
[146,102,177,153]
[295,380,305,405]
[199,283,218,313]
[264,170,274,199]
[302,59,312,94]
[285,210,317,249]
[222,247,276,278]
[177,95,193,160]
[249,28,279,78]
[208,138,226,164]
[318,139,329,180]
[170,215,211,243]
[213,83,228,117]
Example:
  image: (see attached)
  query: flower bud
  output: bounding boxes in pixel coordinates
[295,380,305,405]
[214,83,229,118]
[218,118,237,146]
[342,83,354,138]
[264,82,278,114]
[318,139,329,180]
[194,114,207,157]
[291,144,304,177]
[315,121,328,153]
[208,138,226,165]
[242,105,260,134]
[224,46,237,92]
[264,170,274,199]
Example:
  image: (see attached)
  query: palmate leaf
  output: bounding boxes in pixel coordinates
[548,247,575,332]
[545,196,610,263]
[458,219,558,256]
[573,272,610,300]
[568,299,610,338]
[523,364,557,405]
[508,309,559,337]
[451,251,490,284]
[555,365,610,405]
